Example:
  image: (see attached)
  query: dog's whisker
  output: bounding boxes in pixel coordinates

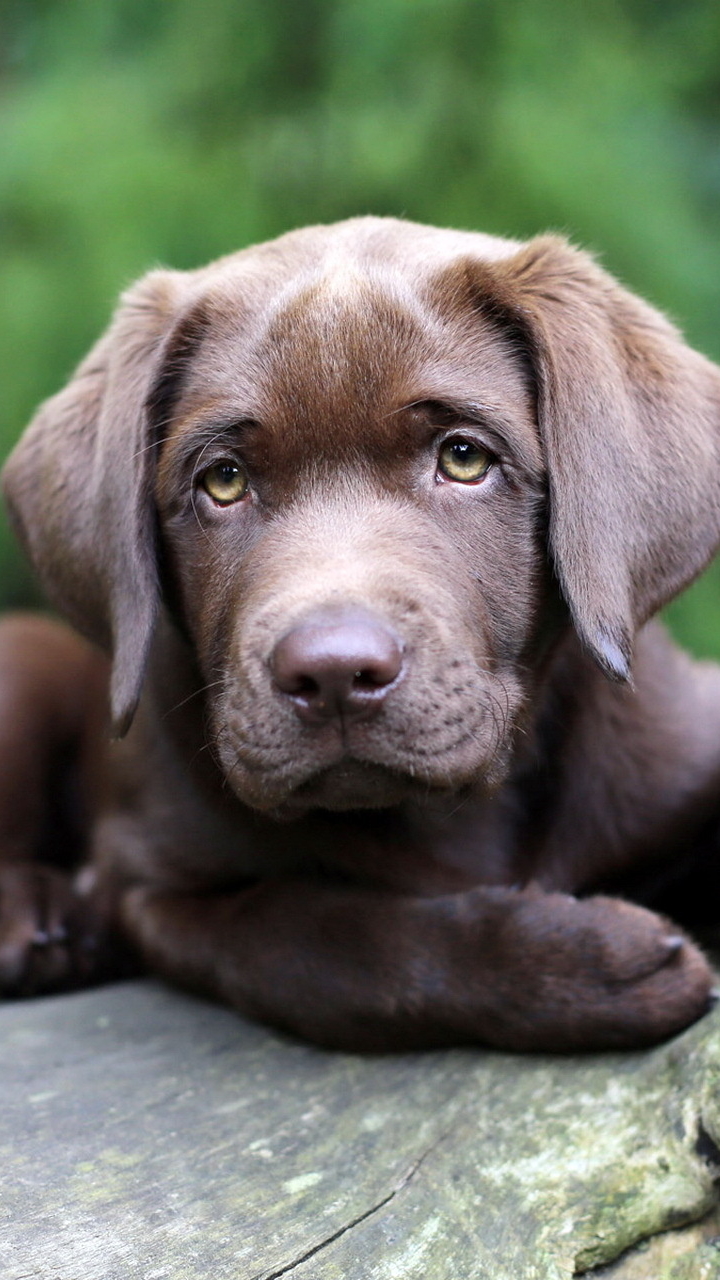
[162,680,225,720]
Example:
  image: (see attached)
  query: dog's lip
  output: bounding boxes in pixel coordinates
[218,719,506,810]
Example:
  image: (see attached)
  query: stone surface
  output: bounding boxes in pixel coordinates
[1,980,719,1279]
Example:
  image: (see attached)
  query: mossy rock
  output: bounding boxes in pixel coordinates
[1,980,719,1279]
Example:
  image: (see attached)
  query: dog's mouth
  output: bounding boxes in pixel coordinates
[215,699,514,814]
[213,656,519,813]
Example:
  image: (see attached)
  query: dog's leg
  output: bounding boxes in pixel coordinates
[122,880,712,1051]
[0,615,133,995]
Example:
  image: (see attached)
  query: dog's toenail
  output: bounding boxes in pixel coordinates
[31,929,49,948]
[663,935,684,953]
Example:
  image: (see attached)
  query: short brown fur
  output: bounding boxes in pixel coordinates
[3,216,720,1050]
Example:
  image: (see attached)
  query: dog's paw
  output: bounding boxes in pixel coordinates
[479,890,714,1051]
[0,864,106,996]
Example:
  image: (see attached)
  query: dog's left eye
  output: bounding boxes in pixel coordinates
[200,460,249,505]
[437,438,493,483]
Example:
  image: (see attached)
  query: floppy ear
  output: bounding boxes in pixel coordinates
[471,237,720,679]
[2,268,195,735]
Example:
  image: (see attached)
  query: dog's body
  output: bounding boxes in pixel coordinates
[3,216,720,1050]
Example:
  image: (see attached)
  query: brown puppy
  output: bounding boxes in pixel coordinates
[3,216,720,1051]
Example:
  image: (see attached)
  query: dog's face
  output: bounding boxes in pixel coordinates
[154,260,545,810]
[5,217,720,814]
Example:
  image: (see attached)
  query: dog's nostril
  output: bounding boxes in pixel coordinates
[353,667,388,691]
[294,674,321,697]
[271,609,403,723]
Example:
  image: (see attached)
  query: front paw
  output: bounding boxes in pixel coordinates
[471,890,714,1051]
[0,864,116,996]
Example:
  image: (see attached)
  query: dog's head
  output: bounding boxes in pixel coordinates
[4,218,720,812]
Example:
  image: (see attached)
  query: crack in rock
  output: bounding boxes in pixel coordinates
[695,1122,720,1177]
[252,1141,441,1280]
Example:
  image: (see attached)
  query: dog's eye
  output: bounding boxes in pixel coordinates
[438,438,493,483]
[201,460,249,505]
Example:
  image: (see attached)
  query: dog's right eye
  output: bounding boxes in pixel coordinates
[437,438,494,484]
[200,460,249,506]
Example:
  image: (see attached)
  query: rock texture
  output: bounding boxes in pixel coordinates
[1,980,719,1279]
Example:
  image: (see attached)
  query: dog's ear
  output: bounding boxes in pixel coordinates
[2,269,198,735]
[470,237,720,680]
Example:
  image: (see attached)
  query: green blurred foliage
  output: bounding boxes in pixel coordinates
[1,0,720,653]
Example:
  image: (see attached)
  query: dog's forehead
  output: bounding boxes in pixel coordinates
[173,230,536,458]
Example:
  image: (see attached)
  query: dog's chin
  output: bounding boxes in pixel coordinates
[282,761,420,813]
[235,759,462,817]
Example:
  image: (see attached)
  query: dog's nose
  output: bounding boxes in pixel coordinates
[271,609,403,724]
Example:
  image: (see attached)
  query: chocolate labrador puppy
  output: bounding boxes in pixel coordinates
[3,216,720,1051]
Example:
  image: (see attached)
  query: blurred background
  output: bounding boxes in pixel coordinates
[2,0,720,653]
